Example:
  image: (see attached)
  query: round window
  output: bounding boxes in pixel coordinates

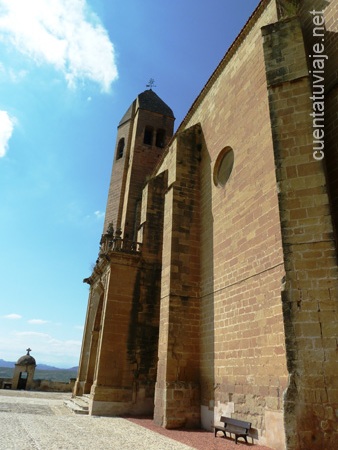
[213,147,234,187]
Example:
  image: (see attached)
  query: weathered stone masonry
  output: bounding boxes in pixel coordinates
[154,124,202,429]
[262,9,338,449]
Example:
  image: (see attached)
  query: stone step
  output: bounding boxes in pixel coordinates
[64,396,90,415]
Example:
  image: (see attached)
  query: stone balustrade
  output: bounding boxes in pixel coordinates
[99,228,142,255]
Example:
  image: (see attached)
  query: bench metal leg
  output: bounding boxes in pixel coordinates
[214,429,226,438]
[235,435,248,444]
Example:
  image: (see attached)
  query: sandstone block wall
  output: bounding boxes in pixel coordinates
[263,13,338,450]
[178,2,288,447]
[299,0,338,245]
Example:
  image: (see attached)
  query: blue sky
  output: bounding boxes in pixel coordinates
[0,0,260,368]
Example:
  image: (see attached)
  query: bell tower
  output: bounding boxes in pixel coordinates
[74,88,175,414]
[103,89,175,241]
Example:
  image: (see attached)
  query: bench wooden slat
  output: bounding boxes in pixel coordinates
[214,416,252,445]
[220,416,251,429]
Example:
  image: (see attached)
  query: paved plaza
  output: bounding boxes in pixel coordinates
[0,390,194,450]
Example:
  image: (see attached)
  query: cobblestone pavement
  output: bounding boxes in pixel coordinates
[0,391,195,450]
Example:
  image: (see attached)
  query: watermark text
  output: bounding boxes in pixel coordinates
[309,9,327,161]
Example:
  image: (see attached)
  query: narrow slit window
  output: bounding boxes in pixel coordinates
[144,126,154,145]
[116,138,125,160]
[156,129,166,148]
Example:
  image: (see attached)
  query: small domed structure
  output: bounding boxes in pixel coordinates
[12,348,36,390]
[16,351,36,366]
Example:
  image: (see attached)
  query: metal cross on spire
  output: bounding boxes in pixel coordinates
[146,78,156,90]
[26,348,32,355]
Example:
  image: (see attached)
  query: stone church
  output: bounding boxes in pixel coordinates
[74,1,338,448]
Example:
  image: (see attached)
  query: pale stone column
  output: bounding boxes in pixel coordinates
[74,284,103,396]
[89,255,141,416]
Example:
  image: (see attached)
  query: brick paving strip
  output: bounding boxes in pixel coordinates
[0,391,272,450]
[127,417,273,450]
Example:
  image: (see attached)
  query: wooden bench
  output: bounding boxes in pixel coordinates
[214,416,252,444]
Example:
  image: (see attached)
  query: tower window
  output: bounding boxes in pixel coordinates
[156,129,166,148]
[143,126,154,145]
[116,138,125,160]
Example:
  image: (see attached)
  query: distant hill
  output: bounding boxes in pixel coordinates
[0,366,78,382]
[36,363,64,371]
[0,359,14,368]
[0,358,78,371]
[0,359,78,382]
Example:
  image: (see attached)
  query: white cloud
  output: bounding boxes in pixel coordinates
[27,319,49,325]
[2,313,22,319]
[0,0,118,92]
[0,330,82,367]
[0,110,15,157]
[15,331,82,357]
[0,63,28,83]
[0,331,82,366]
[94,210,104,219]
[8,68,28,83]
[15,331,49,338]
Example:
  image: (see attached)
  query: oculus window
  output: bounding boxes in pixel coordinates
[213,147,234,187]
